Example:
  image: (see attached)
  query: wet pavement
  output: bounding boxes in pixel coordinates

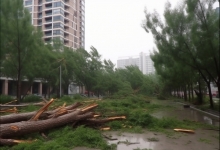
[151,101,219,127]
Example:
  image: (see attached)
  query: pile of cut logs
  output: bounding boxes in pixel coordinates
[0,99,126,146]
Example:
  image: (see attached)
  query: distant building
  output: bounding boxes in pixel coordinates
[117,56,139,69]
[215,7,219,15]
[117,52,155,75]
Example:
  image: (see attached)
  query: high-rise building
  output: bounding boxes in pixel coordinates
[23,0,85,49]
[117,56,139,69]
[117,52,155,75]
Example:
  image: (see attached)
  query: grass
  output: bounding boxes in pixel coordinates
[147,137,159,142]
[1,94,218,150]
[199,138,212,144]
[2,126,116,150]
[0,94,14,104]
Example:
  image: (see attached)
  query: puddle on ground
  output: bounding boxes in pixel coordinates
[107,132,156,150]
[105,129,220,150]
[151,102,219,127]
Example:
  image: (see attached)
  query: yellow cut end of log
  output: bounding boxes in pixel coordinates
[10,125,19,132]
[174,129,195,133]
[81,103,98,112]
[100,127,110,131]
[13,139,37,144]
[0,107,18,113]
[30,98,55,121]
[107,116,126,120]
[93,114,100,118]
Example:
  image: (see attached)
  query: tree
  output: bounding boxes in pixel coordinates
[0,0,46,103]
[143,0,219,108]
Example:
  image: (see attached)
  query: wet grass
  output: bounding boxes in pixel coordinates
[199,138,212,144]
[1,126,116,150]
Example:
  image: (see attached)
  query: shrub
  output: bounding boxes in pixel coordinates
[23,95,41,102]
[60,95,72,101]
[0,95,14,104]
[128,111,157,127]
[73,94,83,99]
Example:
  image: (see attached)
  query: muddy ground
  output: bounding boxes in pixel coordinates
[75,100,220,150]
[105,129,219,150]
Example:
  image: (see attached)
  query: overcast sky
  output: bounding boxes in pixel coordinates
[85,0,219,66]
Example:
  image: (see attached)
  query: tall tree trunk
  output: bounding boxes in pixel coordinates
[16,74,21,104]
[21,81,33,101]
[197,78,203,104]
[188,84,191,101]
[184,85,187,101]
[207,81,214,109]
[191,83,194,100]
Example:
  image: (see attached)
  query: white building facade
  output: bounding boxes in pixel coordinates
[117,52,155,75]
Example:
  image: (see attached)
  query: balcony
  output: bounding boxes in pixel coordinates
[45,19,52,23]
[46,12,52,16]
[45,32,52,36]
[45,4,52,9]
[45,26,52,30]
[44,37,52,43]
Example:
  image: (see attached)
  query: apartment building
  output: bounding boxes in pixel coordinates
[117,52,155,75]
[23,0,85,49]
[117,56,139,69]
[0,0,85,96]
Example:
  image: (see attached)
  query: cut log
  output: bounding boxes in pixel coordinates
[0,102,45,108]
[0,103,97,138]
[0,110,94,138]
[0,138,36,146]
[79,116,126,126]
[29,99,54,121]
[0,107,18,113]
[0,102,82,124]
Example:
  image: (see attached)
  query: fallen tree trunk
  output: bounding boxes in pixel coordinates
[0,110,94,138]
[0,102,46,108]
[0,138,35,146]
[0,102,82,124]
[80,116,126,126]
[0,101,126,146]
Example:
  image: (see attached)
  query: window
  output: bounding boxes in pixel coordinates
[54,2,64,9]
[25,0,32,6]
[53,15,64,22]
[53,9,64,15]
[38,13,42,18]
[38,0,42,4]
[38,20,42,25]
[53,23,64,29]
[53,30,64,36]
[38,6,42,11]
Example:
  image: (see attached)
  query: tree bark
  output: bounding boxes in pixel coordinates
[184,85,187,101]
[0,110,94,138]
[0,102,82,124]
[207,82,214,109]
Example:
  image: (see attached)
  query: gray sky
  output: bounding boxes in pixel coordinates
[85,0,219,66]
